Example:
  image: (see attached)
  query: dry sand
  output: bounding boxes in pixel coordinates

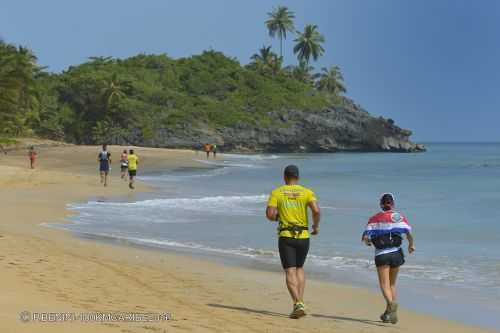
[0,141,496,333]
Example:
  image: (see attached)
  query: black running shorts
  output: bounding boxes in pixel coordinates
[375,248,405,268]
[128,169,137,177]
[278,237,310,269]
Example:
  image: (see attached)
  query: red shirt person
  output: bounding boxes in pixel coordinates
[28,147,37,169]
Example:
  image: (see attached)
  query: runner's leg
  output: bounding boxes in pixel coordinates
[377,265,393,305]
[285,268,300,303]
[296,267,306,302]
[389,266,399,302]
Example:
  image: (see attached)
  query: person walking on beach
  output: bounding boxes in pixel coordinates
[120,149,128,181]
[266,165,321,319]
[28,146,37,169]
[98,144,112,187]
[127,149,139,189]
[362,193,415,324]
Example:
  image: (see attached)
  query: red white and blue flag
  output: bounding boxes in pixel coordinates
[363,210,412,238]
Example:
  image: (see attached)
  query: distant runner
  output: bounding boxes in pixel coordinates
[266,165,321,319]
[127,149,139,189]
[204,143,212,159]
[212,144,217,159]
[28,146,37,169]
[120,149,128,181]
[98,144,112,187]
[362,193,415,324]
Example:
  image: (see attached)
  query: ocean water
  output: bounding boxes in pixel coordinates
[49,144,500,329]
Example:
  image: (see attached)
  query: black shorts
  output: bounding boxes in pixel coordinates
[278,237,310,269]
[375,249,405,268]
[99,161,110,172]
[128,170,137,177]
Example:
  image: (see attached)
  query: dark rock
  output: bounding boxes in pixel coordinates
[122,104,425,153]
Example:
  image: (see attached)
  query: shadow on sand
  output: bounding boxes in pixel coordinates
[207,303,387,327]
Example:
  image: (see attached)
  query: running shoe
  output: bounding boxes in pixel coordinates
[289,302,306,319]
[380,310,390,323]
[387,302,398,324]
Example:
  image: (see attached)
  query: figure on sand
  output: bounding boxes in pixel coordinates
[362,193,415,324]
[203,143,217,159]
[127,149,139,190]
[266,165,321,319]
[28,146,37,169]
[98,144,112,187]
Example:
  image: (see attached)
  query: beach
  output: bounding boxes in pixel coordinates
[0,142,497,333]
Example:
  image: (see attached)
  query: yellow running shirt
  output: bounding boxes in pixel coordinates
[127,154,139,171]
[267,184,317,239]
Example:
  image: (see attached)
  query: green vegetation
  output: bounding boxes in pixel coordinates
[0,6,349,145]
[0,137,17,145]
[315,66,347,96]
[0,42,42,137]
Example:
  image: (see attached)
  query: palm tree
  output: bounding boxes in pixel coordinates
[102,73,126,112]
[315,66,347,95]
[250,46,281,75]
[293,25,325,65]
[0,45,19,106]
[266,6,295,58]
[269,56,283,77]
[0,43,40,135]
[1,46,38,106]
[285,61,315,85]
[250,45,274,65]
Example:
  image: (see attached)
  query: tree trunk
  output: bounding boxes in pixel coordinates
[280,37,283,58]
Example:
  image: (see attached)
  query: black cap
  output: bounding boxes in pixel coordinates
[284,165,299,178]
[380,193,395,204]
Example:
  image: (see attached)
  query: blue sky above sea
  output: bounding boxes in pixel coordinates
[1,0,499,142]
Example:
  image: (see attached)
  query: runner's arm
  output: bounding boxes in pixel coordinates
[407,232,415,253]
[362,234,372,246]
[266,191,278,222]
[308,201,321,234]
[266,206,278,222]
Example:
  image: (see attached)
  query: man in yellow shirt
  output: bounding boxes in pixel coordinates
[266,165,321,319]
[127,149,139,190]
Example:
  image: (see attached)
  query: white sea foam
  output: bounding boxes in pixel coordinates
[194,159,264,169]
[139,167,230,182]
[58,230,483,288]
[68,233,281,260]
[222,153,281,161]
[72,194,266,208]
[68,194,268,219]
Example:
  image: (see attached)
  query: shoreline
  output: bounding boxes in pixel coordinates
[0,143,496,333]
[60,169,500,331]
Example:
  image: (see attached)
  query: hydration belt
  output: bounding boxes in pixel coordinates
[371,232,402,250]
[279,224,308,237]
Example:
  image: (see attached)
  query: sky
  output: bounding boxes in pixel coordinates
[1,0,499,142]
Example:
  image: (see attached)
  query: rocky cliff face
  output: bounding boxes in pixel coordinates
[126,103,425,153]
